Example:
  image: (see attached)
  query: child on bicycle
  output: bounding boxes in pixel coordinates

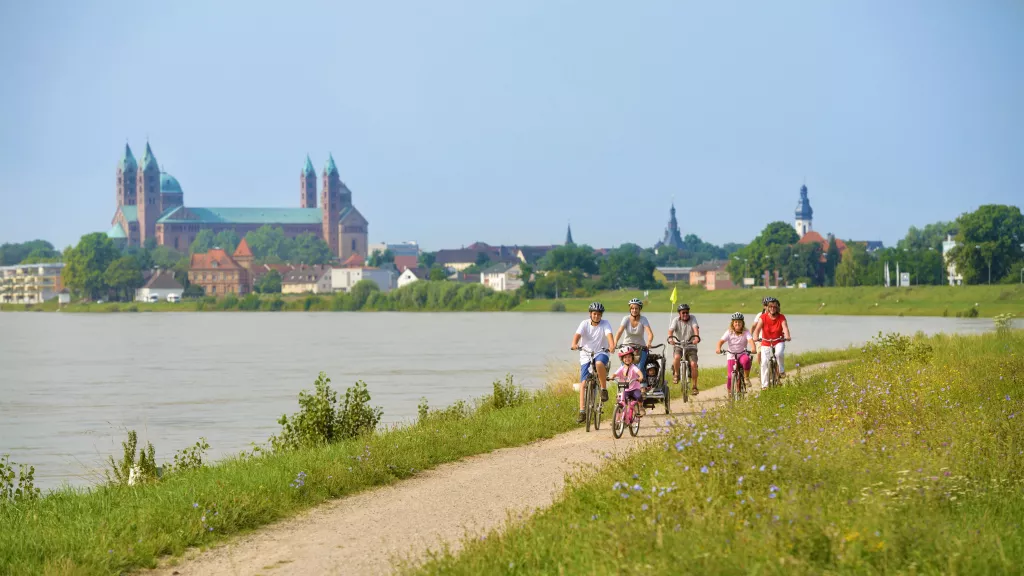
[715,312,755,394]
[612,346,645,416]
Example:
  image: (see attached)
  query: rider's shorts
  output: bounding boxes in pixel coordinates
[623,388,643,402]
[580,353,610,381]
[675,347,698,363]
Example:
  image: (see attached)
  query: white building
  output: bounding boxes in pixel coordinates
[331,267,395,293]
[942,234,963,286]
[135,270,184,302]
[367,241,420,258]
[480,262,523,292]
[794,184,813,238]
[0,262,65,304]
[397,267,427,289]
[282,266,333,294]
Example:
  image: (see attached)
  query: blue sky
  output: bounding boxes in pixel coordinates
[1,0,1021,251]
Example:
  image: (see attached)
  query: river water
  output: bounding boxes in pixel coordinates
[0,312,998,489]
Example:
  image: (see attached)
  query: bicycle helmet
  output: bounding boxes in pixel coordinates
[628,298,643,309]
[618,346,635,358]
[677,303,690,312]
[588,302,605,313]
[731,312,744,321]
[762,296,773,306]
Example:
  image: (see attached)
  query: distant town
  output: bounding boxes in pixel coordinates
[1,143,1021,306]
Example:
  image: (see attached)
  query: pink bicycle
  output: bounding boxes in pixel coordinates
[612,380,642,438]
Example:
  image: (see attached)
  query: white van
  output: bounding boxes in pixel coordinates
[147,294,160,303]
[167,293,181,303]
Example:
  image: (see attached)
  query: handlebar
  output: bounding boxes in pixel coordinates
[571,346,609,354]
[717,349,752,356]
[761,337,790,344]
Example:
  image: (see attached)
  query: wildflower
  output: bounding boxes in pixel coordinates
[772,464,777,471]
[633,484,642,491]
[700,466,709,474]
[759,465,766,472]
[738,476,744,484]
[642,504,649,511]
[193,503,199,508]
[736,490,743,495]
[769,493,777,499]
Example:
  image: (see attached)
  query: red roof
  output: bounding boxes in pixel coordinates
[189,249,243,270]
[341,253,365,267]
[393,255,418,271]
[233,237,253,258]
[798,231,847,261]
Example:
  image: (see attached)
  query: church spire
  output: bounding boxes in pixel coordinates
[658,202,684,249]
[304,154,315,176]
[118,143,137,172]
[140,142,159,172]
[565,223,574,245]
[324,153,339,176]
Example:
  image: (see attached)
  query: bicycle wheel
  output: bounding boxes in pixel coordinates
[681,363,690,404]
[592,382,602,430]
[663,369,672,414]
[629,404,641,437]
[737,368,746,399]
[612,404,625,438]
[769,358,779,388]
[584,377,593,432]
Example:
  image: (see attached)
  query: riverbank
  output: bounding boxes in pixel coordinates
[2,284,1020,317]
[0,349,859,575]
[412,330,1024,575]
[519,284,1023,318]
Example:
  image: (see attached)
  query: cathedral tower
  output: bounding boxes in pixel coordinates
[794,184,813,238]
[116,144,137,207]
[301,155,317,208]
[321,154,342,257]
[136,142,161,246]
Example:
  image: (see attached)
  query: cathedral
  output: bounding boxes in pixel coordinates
[106,143,368,261]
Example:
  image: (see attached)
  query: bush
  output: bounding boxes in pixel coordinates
[994,312,1016,334]
[861,331,933,365]
[492,374,528,409]
[106,430,158,486]
[262,296,285,311]
[418,398,471,424]
[956,306,979,318]
[237,293,261,311]
[0,454,40,503]
[166,438,210,474]
[550,301,566,312]
[270,373,383,451]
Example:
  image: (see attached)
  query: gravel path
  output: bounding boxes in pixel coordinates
[148,363,842,576]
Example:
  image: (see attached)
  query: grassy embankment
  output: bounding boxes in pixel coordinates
[0,346,860,575]
[518,284,1024,318]
[412,330,1024,575]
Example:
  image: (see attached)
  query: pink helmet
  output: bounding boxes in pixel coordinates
[618,346,635,358]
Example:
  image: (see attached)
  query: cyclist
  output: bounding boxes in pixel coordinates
[757,297,791,389]
[749,296,772,342]
[715,312,755,394]
[668,303,701,396]
[612,346,645,416]
[614,297,655,377]
[571,302,616,423]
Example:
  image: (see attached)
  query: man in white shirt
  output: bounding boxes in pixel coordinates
[570,301,616,423]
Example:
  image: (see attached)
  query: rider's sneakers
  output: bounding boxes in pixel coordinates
[600,389,609,403]
[577,410,586,423]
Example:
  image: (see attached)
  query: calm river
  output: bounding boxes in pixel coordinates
[0,312,998,488]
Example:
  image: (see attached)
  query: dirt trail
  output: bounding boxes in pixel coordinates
[149,363,844,576]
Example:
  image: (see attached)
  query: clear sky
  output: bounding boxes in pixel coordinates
[1,0,1021,251]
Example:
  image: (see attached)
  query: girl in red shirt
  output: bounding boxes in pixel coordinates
[756,299,791,389]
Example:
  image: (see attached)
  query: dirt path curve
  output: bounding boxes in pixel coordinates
[149,362,844,576]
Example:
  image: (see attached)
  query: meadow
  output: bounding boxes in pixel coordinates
[412,329,1024,575]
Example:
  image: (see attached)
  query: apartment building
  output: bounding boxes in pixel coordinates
[0,263,66,304]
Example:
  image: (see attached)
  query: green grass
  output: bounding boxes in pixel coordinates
[410,331,1024,575]
[0,385,579,575]
[516,284,1024,317]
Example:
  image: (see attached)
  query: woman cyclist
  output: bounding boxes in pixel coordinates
[614,298,655,377]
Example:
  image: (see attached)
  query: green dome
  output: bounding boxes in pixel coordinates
[160,172,183,193]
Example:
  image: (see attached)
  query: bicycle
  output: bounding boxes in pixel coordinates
[718,349,751,402]
[760,337,786,389]
[573,346,608,432]
[612,379,642,438]
[668,336,697,404]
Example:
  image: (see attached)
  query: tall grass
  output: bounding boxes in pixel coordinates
[412,331,1024,575]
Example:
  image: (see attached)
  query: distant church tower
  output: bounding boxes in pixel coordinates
[301,155,317,208]
[656,203,684,250]
[321,154,343,257]
[116,144,137,207]
[794,184,813,238]
[137,142,161,246]
[565,223,574,246]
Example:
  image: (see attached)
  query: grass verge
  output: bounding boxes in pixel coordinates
[411,331,1024,574]
[516,284,1024,318]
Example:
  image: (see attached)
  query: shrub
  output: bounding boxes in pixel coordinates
[106,430,158,486]
[218,294,239,310]
[956,306,979,318]
[550,301,566,312]
[419,398,471,424]
[270,373,383,451]
[261,296,285,311]
[994,312,1016,334]
[861,331,933,365]
[0,454,40,503]
[166,438,210,474]
[492,374,528,409]
[238,293,261,311]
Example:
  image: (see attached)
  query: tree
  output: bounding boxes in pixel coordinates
[212,230,240,254]
[255,269,282,293]
[835,242,870,287]
[368,249,395,267]
[1,240,58,266]
[20,247,62,264]
[474,251,492,268]
[63,233,120,300]
[538,244,599,274]
[428,265,447,281]
[418,252,436,269]
[725,221,801,283]
[290,233,332,265]
[245,226,291,263]
[190,230,216,254]
[104,255,145,302]
[823,235,841,286]
[948,205,1024,284]
[897,221,958,252]
[598,244,658,289]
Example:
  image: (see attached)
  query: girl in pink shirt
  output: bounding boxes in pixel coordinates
[613,347,646,416]
[715,313,754,393]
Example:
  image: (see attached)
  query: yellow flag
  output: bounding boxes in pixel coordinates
[669,286,678,306]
